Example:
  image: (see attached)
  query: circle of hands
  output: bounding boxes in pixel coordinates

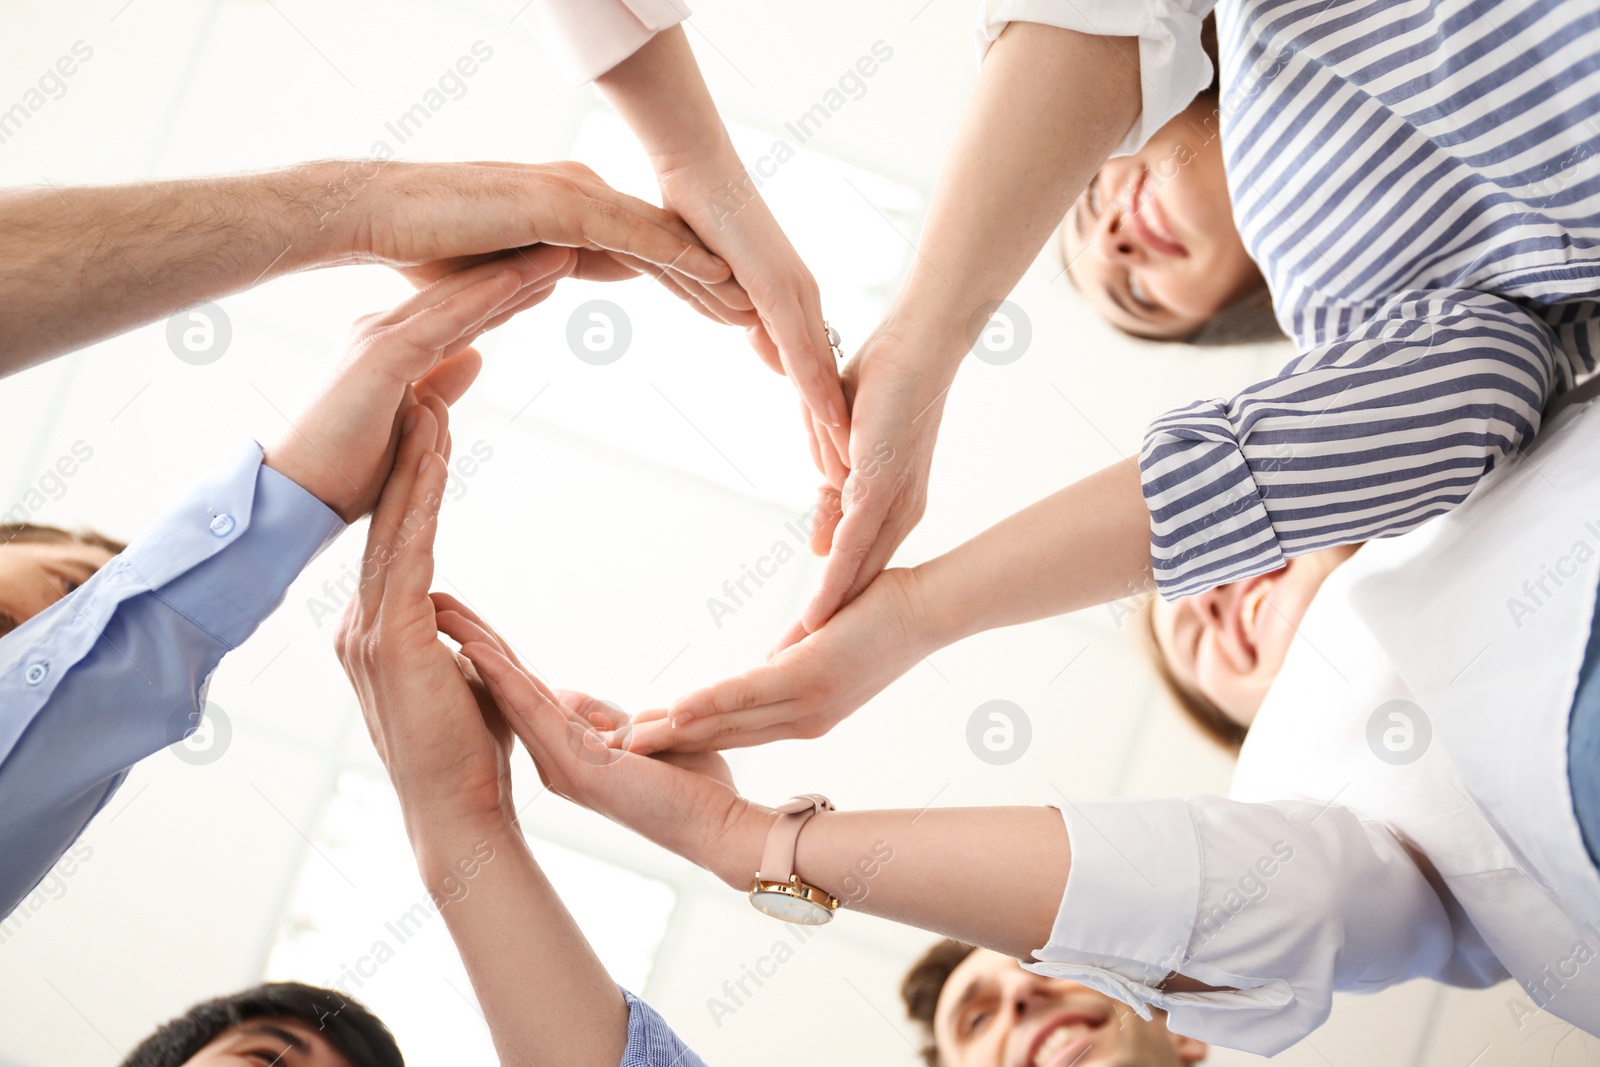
[317,160,955,844]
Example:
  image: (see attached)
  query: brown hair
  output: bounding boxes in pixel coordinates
[0,522,125,637]
[1137,598,1247,752]
[901,939,978,1067]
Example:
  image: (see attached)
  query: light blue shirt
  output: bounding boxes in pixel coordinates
[621,989,708,1067]
[0,441,344,917]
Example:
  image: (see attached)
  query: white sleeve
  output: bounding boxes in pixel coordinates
[974,0,1215,156]
[1025,796,1458,1056]
[518,0,690,85]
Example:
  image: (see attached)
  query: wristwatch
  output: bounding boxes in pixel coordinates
[748,794,839,925]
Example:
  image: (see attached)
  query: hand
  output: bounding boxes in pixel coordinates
[628,567,939,754]
[655,157,852,486]
[433,600,772,890]
[799,322,957,631]
[333,402,515,839]
[266,248,571,522]
[327,159,735,293]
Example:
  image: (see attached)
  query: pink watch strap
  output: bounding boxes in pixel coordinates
[757,794,833,883]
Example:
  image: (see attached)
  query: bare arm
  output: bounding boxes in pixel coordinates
[804,22,1144,627]
[0,160,730,374]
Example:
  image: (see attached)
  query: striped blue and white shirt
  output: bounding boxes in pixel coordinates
[984,0,1600,597]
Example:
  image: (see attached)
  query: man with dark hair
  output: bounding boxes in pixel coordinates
[120,982,401,1067]
[901,941,1208,1067]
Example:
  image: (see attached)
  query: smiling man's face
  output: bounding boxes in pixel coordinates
[180,1018,352,1067]
[932,950,1206,1067]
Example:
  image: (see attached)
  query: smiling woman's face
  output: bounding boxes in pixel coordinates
[1149,546,1360,726]
[1062,98,1262,339]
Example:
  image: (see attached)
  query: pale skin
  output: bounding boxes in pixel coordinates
[592,21,1147,631]
[182,1018,350,1067]
[329,404,1219,1067]
[0,159,738,374]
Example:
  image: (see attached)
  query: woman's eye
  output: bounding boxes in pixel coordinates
[1128,272,1157,310]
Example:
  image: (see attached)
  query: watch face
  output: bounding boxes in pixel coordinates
[750,889,833,925]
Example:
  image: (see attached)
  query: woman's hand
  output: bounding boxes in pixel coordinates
[628,567,943,755]
[333,402,515,842]
[654,156,852,486]
[800,321,961,629]
[433,599,775,890]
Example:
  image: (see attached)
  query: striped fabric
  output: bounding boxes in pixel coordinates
[1144,0,1600,597]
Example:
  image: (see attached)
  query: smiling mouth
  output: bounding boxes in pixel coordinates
[1128,170,1188,257]
[1030,1015,1105,1067]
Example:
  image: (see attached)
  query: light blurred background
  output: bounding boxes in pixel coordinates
[0,1,1583,1064]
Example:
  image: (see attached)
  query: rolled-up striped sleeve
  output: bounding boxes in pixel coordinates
[1143,291,1559,598]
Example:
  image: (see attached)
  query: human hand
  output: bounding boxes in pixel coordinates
[266,248,570,522]
[327,159,736,294]
[333,402,515,840]
[655,157,852,486]
[433,600,773,890]
[628,567,940,754]
[798,321,957,631]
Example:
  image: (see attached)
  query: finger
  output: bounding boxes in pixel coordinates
[413,347,483,406]
[379,249,572,328]
[357,405,438,612]
[744,322,786,376]
[564,194,731,285]
[385,444,450,606]
[765,298,850,455]
[477,281,561,336]
[553,689,630,732]
[802,493,886,631]
[767,618,810,659]
[382,271,522,377]
[630,706,801,755]
[418,392,450,456]
[458,641,568,746]
[808,485,843,556]
[814,413,849,487]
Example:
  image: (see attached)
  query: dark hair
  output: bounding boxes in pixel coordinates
[0,522,126,637]
[119,982,403,1067]
[1138,599,1248,751]
[901,939,978,1067]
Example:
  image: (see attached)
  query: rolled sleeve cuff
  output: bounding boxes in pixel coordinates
[1025,798,1202,1016]
[1141,402,1287,599]
[521,0,691,85]
[974,0,1213,156]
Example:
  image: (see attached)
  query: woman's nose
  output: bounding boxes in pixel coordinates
[1094,205,1147,265]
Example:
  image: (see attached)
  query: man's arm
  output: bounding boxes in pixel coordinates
[0,160,730,373]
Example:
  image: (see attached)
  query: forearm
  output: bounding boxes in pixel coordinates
[595,26,738,176]
[0,163,353,371]
[709,803,1069,960]
[891,23,1141,373]
[412,819,629,1067]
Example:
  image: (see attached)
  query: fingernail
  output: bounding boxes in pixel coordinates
[418,452,434,474]
[827,401,843,427]
[402,407,419,435]
[670,712,694,729]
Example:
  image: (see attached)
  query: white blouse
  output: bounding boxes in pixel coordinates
[518,0,690,85]
[1029,395,1600,1054]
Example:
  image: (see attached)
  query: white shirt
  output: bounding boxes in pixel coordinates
[1027,397,1600,1054]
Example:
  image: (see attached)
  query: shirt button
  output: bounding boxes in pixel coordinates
[24,662,49,685]
[209,513,236,537]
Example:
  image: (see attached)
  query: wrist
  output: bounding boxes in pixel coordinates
[409,810,521,887]
[284,158,396,267]
[709,800,776,892]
